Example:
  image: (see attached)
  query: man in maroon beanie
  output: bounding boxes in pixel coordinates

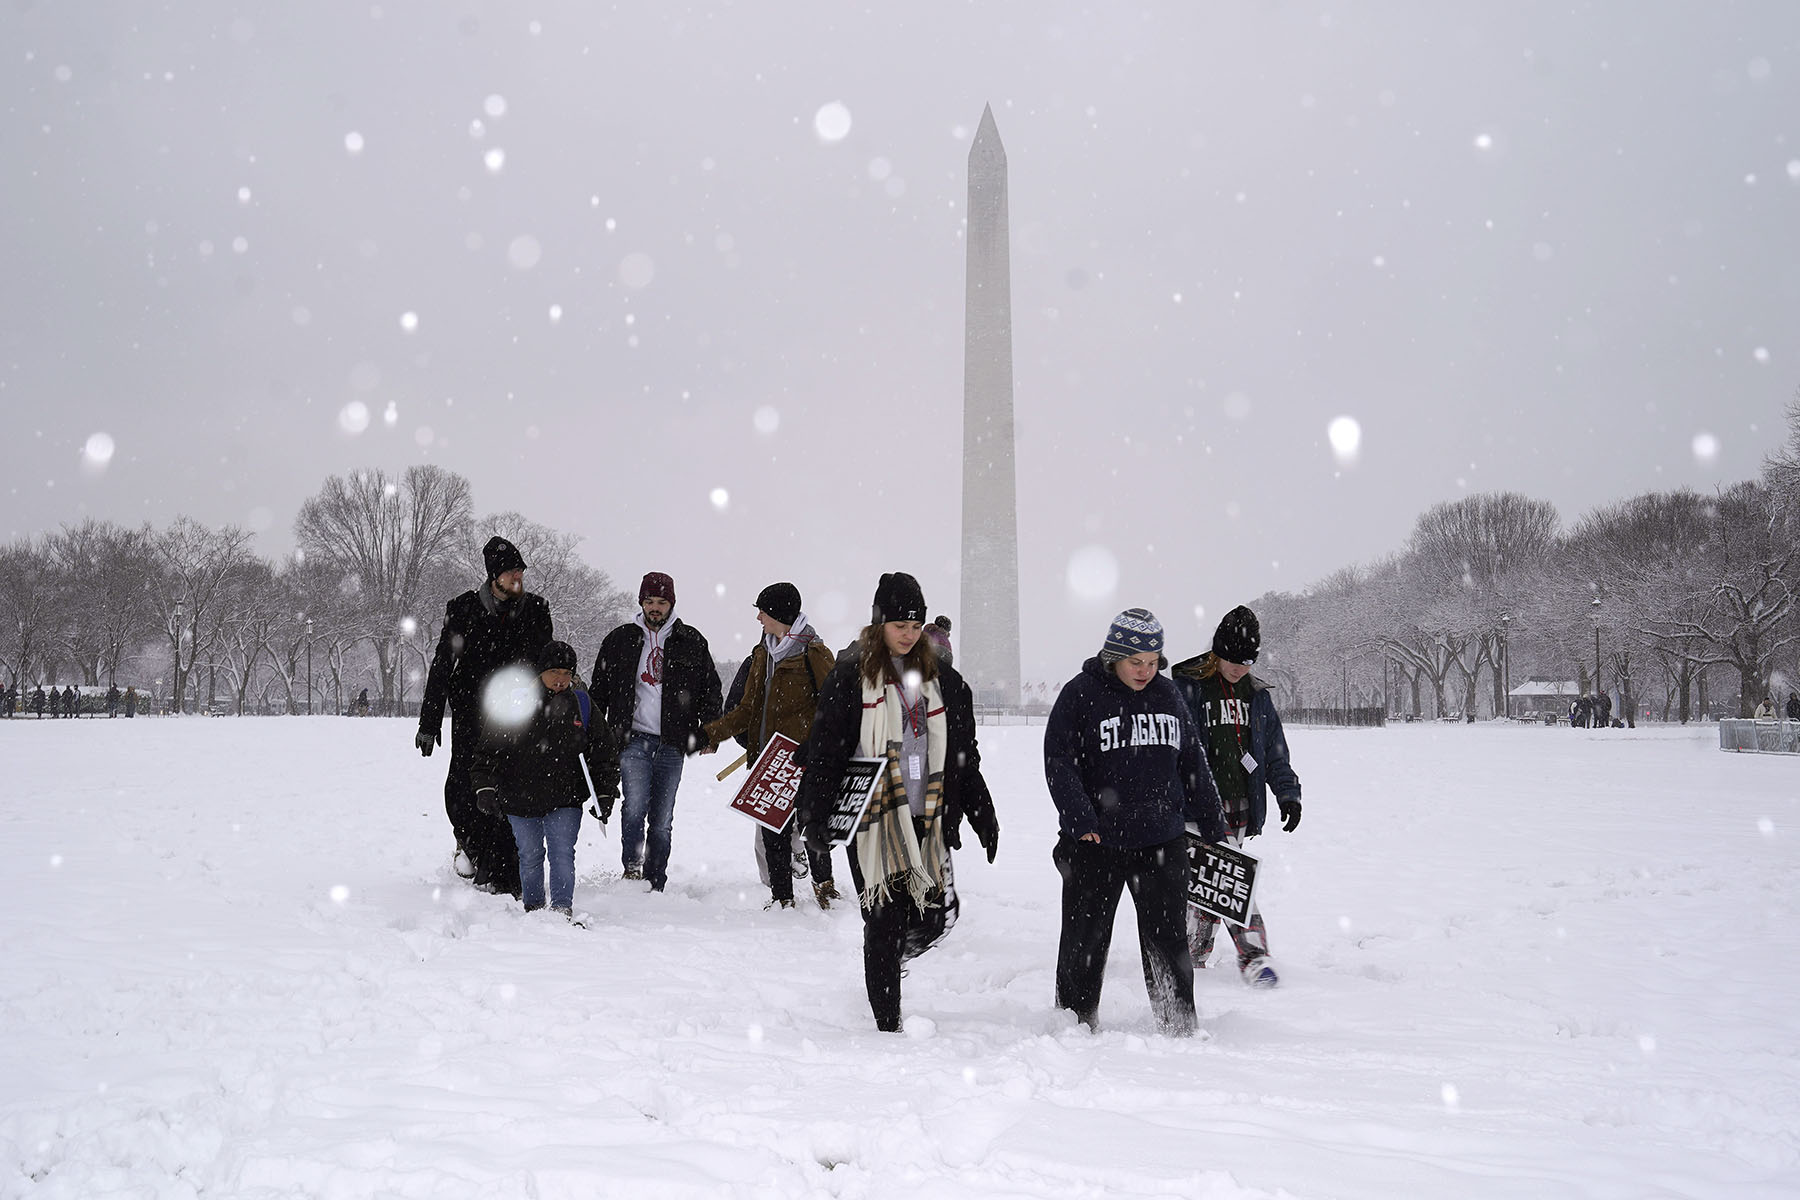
[589,572,721,891]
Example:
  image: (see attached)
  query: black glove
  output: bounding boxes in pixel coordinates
[1278,797,1302,833]
[803,823,832,856]
[943,817,964,851]
[415,729,439,757]
[590,778,618,824]
[475,787,499,816]
[977,822,999,864]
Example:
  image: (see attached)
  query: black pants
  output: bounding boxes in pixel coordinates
[763,826,835,902]
[845,842,957,1032]
[445,744,520,896]
[1053,834,1196,1035]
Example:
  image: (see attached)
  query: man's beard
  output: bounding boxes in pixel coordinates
[644,610,669,629]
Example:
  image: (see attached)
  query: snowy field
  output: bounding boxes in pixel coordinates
[4,717,1797,1199]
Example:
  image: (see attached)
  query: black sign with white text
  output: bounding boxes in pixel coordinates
[1185,834,1260,927]
[825,757,885,844]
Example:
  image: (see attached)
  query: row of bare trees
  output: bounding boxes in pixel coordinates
[1249,403,1800,723]
[0,466,632,715]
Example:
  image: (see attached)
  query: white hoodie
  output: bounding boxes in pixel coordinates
[631,608,675,737]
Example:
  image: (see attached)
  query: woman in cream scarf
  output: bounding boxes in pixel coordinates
[797,572,977,1032]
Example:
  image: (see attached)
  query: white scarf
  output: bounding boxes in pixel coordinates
[853,672,949,911]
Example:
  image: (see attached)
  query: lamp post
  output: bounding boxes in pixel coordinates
[305,617,314,716]
[172,598,184,714]
[1500,612,1511,720]
[1590,597,1603,707]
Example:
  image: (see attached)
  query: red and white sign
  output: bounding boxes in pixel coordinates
[727,733,805,833]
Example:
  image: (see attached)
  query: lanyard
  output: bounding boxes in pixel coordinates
[1221,676,1247,758]
[897,679,927,737]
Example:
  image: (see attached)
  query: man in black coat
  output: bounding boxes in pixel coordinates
[416,536,554,896]
[589,572,720,891]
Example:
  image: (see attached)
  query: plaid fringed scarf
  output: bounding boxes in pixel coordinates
[853,675,948,912]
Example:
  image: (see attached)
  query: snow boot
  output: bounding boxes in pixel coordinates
[1242,959,1280,990]
[814,880,840,910]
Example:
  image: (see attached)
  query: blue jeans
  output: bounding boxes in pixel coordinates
[507,806,583,911]
[619,733,685,888]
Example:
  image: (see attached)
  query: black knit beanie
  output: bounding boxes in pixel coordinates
[1212,605,1261,665]
[871,572,927,624]
[754,582,802,627]
[483,536,528,581]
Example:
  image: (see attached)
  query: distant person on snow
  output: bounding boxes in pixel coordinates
[124,686,137,718]
[590,572,720,893]
[1755,696,1776,719]
[1043,608,1226,1036]
[471,640,602,920]
[32,686,46,718]
[416,536,554,899]
[1171,605,1302,989]
[1787,693,1800,722]
[353,688,371,717]
[1593,691,1613,729]
[701,582,841,910]
[796,572,996,1033]
[106,685,120,717]
[924,615,953,662]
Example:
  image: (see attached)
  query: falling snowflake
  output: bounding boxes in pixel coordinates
[814,101,853,143]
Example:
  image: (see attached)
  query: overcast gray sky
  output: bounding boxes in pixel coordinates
[5,2,1799,677]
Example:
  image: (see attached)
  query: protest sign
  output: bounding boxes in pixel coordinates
[1185,834,1260,927]
[824,757,885,844]
[727,733,805,834]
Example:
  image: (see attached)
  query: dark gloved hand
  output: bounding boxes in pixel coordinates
[415,729,439,757]
[587,803,609,833]
[803,824,832,856]
[978,823,999,864]
[1278,798,1302,833]
[943,818,963,851]
[475,787,499,816]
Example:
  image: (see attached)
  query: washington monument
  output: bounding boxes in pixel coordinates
[959,105,1022,709]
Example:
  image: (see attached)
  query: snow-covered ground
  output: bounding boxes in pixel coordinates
[4,717,1797,1198]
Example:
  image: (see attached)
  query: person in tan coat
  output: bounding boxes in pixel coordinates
[704,582,841,908]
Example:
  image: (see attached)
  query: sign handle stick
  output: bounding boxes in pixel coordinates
[715,750,749,782]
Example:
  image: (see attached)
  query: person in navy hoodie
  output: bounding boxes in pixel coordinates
[1043,608,1227,1035]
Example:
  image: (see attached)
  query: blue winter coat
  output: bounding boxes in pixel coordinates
[1044,657,1227,849]
[1170,658,1301,837]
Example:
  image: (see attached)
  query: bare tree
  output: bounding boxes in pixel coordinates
[213,558,288,715]
[294,465,473,713]
[1408,492,1560,716]
[154,517,256,712]
[46,519,163,687]
[0,537,59,688]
